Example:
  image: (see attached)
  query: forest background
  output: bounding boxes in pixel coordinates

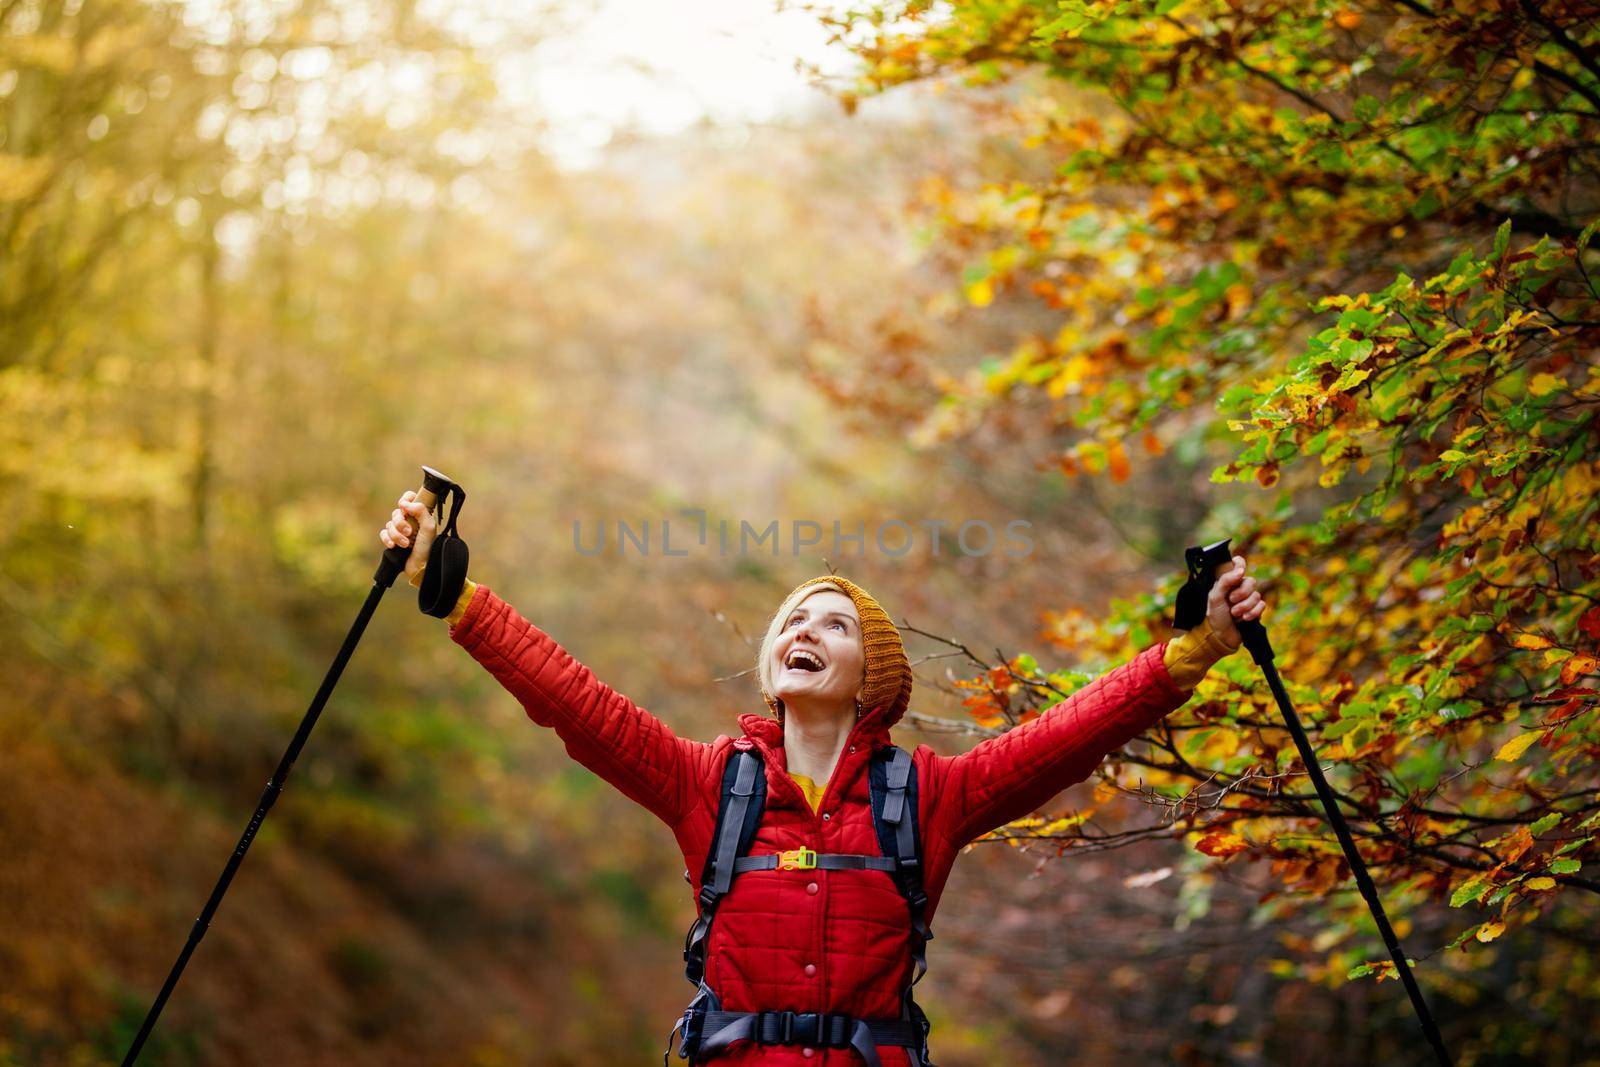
[3,0,1597,1063]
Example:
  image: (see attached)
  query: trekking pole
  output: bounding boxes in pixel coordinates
[121,465,466,1066]
[1175,539,1453,1067]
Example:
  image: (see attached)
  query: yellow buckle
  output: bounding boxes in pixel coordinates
[778,847,817,871]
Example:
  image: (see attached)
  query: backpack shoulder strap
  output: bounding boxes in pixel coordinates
[868,744,936,1066]
[700,746,767,906]
[868,745,928,918]
[681,746,766,986]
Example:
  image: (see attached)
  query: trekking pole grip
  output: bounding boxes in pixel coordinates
[374,464,455,588]
[1174,537,1274,666]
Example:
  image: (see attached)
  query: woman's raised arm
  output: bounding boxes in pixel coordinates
[932,640,1192,848]
[383,493,712,828]
[929,574,1248,848]
[445,581,712,828]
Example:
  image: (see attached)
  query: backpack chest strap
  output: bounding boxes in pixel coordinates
[732,849,898,873]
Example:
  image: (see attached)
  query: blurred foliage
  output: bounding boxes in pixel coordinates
[1,0,1095,1061]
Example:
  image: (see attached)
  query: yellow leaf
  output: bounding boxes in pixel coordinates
[966,278,994,307]
[1476,920,1505,942]
[1042,811,1090,834]
[1528,373,1563,397]
[1333,365,1372,391]
[1525,877,1557,891]
[1512,632,1553,650]
[1201,730,1241,760]
[1494,731,1542,762]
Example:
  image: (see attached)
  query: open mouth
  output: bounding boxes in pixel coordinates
[784,649,826,673]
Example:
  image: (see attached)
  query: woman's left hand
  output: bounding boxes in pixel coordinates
[1209,554,1265,652]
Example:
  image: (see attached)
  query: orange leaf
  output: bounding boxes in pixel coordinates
[1560,653,1598,685]
[1195,831,1249,857]
[1494,826,1535,866]
[1107,440,1131,483]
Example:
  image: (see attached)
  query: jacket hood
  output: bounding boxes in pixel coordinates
[737,701,899,754]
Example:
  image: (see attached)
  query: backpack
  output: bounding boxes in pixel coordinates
[666,744,935,1067]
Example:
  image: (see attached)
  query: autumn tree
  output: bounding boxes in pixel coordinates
[802,0,1600,1058]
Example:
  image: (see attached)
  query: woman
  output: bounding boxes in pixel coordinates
[382,491,1263,1065]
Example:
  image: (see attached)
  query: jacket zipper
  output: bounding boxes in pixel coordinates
[783,717,878,828]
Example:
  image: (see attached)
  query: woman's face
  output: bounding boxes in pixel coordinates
[770,590,866,713]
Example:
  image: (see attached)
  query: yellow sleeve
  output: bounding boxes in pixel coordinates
[1162,613,1238,691]
[789,772,825,814]
[407,563,479,627]
[447,580,478,627]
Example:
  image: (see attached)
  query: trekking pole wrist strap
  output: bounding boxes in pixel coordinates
[418,483,469,618]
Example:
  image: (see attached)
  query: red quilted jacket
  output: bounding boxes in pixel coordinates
[448,583,1196,1064]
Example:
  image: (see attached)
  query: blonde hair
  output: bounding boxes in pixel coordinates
[756,580,852,718]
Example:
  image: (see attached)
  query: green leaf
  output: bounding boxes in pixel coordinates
[1451,872,1491,907]
[1530,812,1563,836]
[1484,882,1518,908]
[1182,728,1218,757]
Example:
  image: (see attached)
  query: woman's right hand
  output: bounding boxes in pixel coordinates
[380,490,438,587]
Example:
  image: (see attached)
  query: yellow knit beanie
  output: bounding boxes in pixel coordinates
[761,575,913,726]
